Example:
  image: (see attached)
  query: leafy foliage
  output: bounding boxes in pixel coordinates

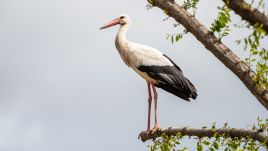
[166,31,186,44]
[210,4,231,40]
[167,0,268,88]
[165,0,199,44]
[147,0,201,44]
[148,133,186,151]
[182,0,199,16]
[220,0,267,90]
[148,118,268,151]
[235,0,268,90]
[236,23,268,89]
[248,24,267,89]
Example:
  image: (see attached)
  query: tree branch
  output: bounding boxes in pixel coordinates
[139,127,268,146]
[223,0,268,33]
[150,0,268,109]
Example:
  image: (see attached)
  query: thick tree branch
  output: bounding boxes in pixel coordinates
[139,127,268,146]
[150,0,268,109]
[223,0,268,33]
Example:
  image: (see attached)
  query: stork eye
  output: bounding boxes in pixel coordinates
[120,16,125,19]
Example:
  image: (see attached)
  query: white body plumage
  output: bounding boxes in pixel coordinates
[115,17,173,84]
[101,14,197,101]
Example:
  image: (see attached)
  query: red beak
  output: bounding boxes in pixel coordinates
[100,18,120,30]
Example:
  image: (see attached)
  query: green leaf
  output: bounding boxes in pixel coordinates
[210,148,215,151]
[213,142,219,149]
[175,34,183,42]
[202,140,210,146]
[197,142,203,151]
[252,51,258,55]
[175,35,180,42]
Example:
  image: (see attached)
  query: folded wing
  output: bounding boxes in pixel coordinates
[137,54,197,101]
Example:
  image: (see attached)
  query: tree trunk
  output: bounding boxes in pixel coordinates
[223,0,268,33]
[150,0,268,110]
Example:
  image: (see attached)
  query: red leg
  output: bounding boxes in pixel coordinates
[151,85,159,133]
[147,81,152,131]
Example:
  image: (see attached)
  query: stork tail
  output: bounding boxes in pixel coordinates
[156,83,197,101]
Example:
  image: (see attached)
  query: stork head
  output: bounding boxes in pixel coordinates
[100,14,131,30]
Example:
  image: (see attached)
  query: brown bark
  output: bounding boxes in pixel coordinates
[223,0,268,33]
[150,0,268,110]
[139,127,268,147]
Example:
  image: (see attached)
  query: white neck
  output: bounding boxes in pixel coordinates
[116,23,131,44]
[115,22,132,66]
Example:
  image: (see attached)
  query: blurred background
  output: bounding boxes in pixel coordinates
[0,0,267,150]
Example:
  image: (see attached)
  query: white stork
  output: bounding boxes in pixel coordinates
[100,14,197,133]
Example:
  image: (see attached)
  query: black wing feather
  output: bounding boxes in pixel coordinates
[137,54,197,101]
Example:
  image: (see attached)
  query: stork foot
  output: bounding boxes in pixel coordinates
[138,125,160,140]
[149,124,160,134]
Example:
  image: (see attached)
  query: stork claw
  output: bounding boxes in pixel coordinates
[149,125,160,134]
[138,125,161,140]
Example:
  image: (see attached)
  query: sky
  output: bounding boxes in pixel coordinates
[0,0,267,150]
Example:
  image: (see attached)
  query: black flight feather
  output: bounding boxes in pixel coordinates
[137,54,197,101]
